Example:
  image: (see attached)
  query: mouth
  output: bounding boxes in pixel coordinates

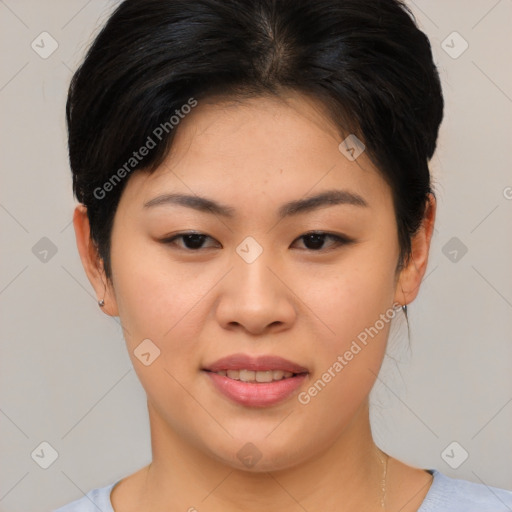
[203,353,309,374]
[202,354,309,407]
[205,369,304,382]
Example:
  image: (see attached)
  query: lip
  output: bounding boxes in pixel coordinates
[203,353,309,408]
[203,353,309,374]
[205,372,308,407]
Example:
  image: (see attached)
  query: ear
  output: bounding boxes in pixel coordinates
[73,204,119,316]
[394,193,436,307]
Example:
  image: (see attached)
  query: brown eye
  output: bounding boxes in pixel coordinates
[293,232,353,251]
[161,231,352,252]
[161,232,220,250]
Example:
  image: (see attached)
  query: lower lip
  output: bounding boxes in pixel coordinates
[204,371,307,407]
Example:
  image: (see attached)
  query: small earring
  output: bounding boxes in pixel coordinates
[98,299,105,307]
[402,304,407,314]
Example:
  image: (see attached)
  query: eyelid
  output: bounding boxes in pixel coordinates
[292,231,354,251]
[159,230,354,251]
[297,230,353,241]
[159,231,220,248]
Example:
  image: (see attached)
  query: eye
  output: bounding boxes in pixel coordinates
[292,231,353,251]
[160,231,352,252]
[160,232,220,250]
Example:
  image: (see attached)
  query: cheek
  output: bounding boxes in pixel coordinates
[290,249,398,409]
[298,251,398,350]
[294,272,396,423]
[110,247,214,415]
[109,239,206,351]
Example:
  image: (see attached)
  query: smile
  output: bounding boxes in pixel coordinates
[210,369,297,382]
[202,353,309,407]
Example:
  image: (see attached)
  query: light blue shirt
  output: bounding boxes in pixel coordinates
[54,469,512,511]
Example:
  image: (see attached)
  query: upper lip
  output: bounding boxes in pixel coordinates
[203,354,309,374]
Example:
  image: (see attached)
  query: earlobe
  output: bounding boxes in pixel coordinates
[73,205,119,316]
[394,194,436,307]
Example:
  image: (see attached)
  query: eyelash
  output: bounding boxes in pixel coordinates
[160,231,354,252]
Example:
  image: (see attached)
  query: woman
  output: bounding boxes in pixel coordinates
[55,0,512,510]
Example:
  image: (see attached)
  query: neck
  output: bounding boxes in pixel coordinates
[143,399,386,511]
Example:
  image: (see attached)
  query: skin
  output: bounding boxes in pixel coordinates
[74,92,436,511]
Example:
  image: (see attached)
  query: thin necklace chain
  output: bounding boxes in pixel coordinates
[376,447,389,510]
[143,452,390,509]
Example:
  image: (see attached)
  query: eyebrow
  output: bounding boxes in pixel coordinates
[143,189,368,218]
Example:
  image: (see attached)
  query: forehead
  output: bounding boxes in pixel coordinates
[119,93,392,215]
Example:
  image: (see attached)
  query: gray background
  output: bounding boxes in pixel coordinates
[0,1,511,511]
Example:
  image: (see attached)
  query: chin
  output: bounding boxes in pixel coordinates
[205,435,316,473]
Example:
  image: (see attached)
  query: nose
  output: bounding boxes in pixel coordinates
[215,250,297,336]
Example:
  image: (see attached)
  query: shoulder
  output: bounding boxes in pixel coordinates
[52,481,119,512]
[419,469,512,512]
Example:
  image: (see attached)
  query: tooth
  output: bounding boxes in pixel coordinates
[224,369,297,382]
[239,369,256,382]
[255,370,273,383]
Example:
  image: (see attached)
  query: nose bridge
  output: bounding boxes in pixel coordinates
[233,235,277,298]
[215,235,296,333]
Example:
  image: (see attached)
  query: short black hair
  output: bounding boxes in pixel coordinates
[66,0,444,280]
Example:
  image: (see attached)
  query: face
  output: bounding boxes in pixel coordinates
[90,92,417,471]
